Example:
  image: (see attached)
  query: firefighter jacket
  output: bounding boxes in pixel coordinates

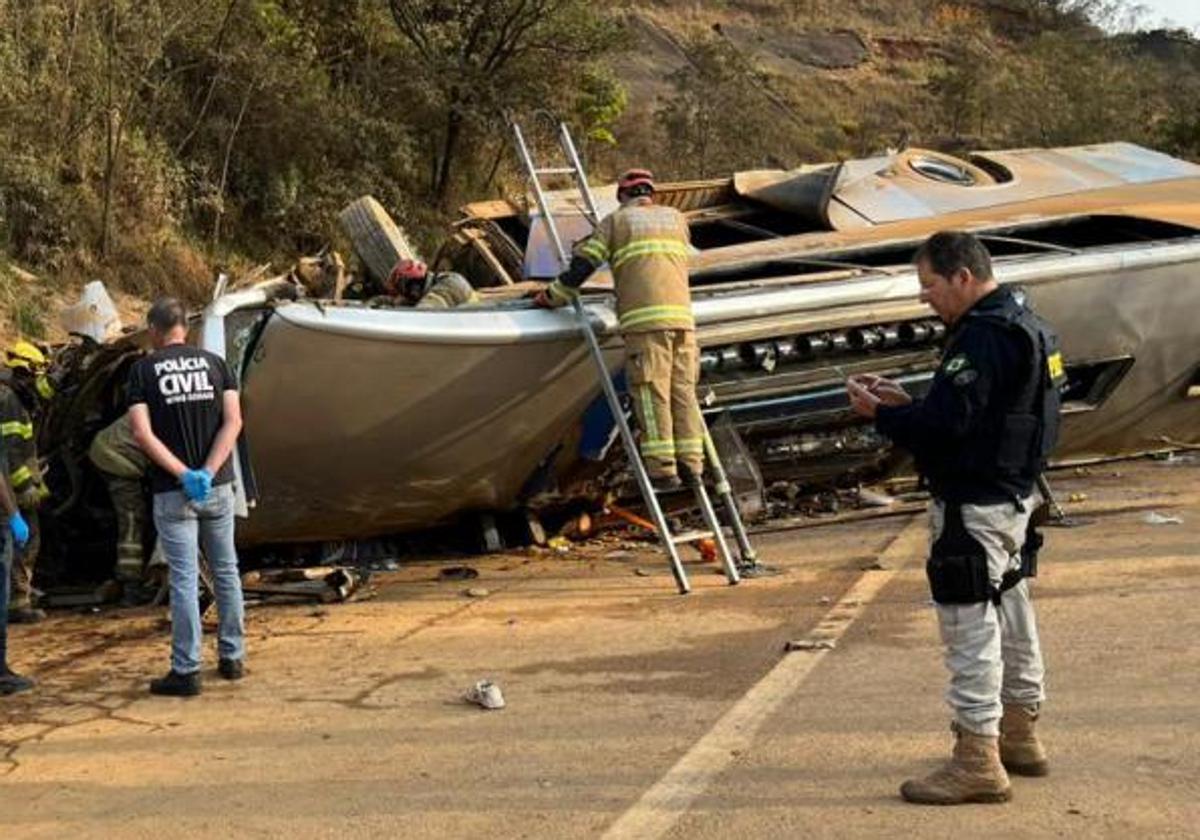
[88,413,150,480]
[875,286,1065,505]
[0,370,45,504]
[549,197,694,334]
[416,272,479,309]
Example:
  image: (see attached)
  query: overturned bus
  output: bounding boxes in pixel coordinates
[38,141,1200,577]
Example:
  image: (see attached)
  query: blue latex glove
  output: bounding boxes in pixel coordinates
[180,468,213,503]
[8,511,30,548]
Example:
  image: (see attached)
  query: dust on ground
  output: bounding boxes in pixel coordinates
[2,457,1199,838]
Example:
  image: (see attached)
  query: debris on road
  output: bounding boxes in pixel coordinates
[465,680,506,710]
[465,587,491,598]
[240,567,368,604]
[438,566,479,581]
[41,580,122,609]
[785,639,837,652]
[1142,511,1184,525]
[856,487,895,508]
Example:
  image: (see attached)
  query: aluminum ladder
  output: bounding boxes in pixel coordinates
[511,120,761,594]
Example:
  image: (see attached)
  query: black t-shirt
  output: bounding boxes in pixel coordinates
[126,344,239,494]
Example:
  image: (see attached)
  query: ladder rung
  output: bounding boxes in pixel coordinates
[671,530,715,545]
[535,167,576,176]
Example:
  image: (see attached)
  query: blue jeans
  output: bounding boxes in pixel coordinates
[0,533,11,668]
[153,485,245,674]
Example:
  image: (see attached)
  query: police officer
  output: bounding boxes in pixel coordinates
[847,230,1064,805]
[534,168,704,491]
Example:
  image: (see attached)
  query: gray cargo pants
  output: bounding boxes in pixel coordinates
[930,496,1046,737]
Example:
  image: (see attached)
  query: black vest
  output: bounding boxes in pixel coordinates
[929,290,1065,503]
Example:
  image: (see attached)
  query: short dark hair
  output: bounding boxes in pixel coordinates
[914,231,993,281]
[147,297,187,332]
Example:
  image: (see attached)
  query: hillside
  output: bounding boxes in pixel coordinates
[2,0,1198,341]
[599,0,1200,177]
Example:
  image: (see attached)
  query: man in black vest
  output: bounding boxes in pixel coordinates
[847,231,1064,805]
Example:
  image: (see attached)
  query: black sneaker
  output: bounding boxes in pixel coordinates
[7,606,46,624]
[0,669,35,696]
[149,670,202,697]
[218,658,244,681]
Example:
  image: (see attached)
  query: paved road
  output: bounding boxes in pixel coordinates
[2,459,1198,838]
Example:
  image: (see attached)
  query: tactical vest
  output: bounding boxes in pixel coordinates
[955,291,1066,497]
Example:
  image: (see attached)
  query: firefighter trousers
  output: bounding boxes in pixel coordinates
[624,329,705,479]
[105,474,147,582]
[9,506,40,609]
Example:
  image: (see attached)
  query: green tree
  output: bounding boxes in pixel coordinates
[657,37,803,178]
[995,33,1163,146]
[386,0,620,207]
[928,8,1002,143]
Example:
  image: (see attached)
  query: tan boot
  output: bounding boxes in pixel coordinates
[900,724,1012,805]
[1000,704,1049,776]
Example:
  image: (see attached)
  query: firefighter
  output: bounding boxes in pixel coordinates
[1,340,52,624]
[1,436,33,694]
[385,259,479,309]
[88,413,151,591]
[534,169,702,491]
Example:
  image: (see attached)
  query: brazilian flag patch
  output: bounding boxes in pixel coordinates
[943,354,970,375]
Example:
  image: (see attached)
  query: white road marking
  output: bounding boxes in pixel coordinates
[601,515,929,840]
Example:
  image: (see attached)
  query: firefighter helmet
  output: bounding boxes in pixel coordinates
[386,258,429,299]
[617,168,655,197]
[6,340,47,371]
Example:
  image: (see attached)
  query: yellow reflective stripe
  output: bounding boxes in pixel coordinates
[36,375,54,400]
[611,239,690,270]
[548,280,579,303]
[619,305,694,330]
[674,437,705,454]
[576,238,609,263]
[1,421,33,440]
[640,440,676,456]
[10,465,33,487]
[638,384,660,443]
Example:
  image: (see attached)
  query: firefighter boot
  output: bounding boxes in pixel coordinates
[1000,704,1049,776]
[900,723,1012,805]
[7,606,46,624]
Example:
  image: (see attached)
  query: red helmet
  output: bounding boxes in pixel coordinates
[386,258,428,297]
[617,168,655,195]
